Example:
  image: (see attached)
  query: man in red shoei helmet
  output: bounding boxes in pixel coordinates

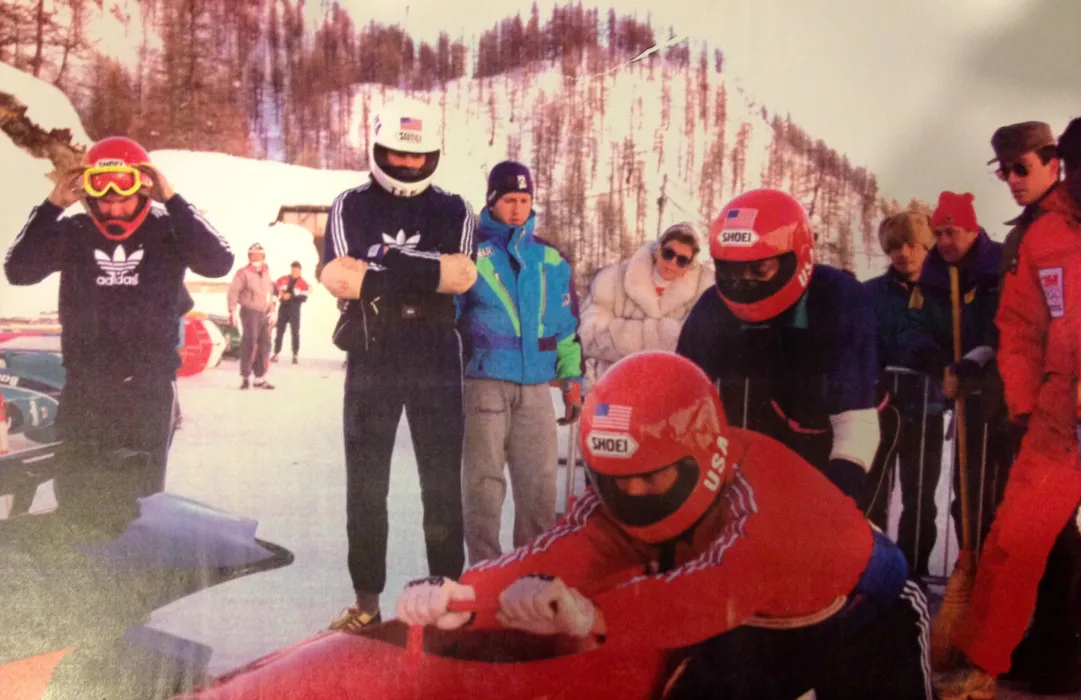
[396,352,930,698]
[4,136,233,530]
[676,189,881,501]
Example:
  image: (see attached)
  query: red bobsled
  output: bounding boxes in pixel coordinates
[178,315,226,377]
[177,602,668,700]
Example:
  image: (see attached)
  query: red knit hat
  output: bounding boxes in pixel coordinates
[931,191,979,231]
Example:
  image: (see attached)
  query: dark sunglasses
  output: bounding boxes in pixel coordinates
[996,162,1030,180]
[660,247,693,267]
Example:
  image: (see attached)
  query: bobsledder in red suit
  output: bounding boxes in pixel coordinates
[183,353,932,700]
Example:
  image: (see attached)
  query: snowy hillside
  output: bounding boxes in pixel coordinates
[2,49,893,348]
[345,56,890,280]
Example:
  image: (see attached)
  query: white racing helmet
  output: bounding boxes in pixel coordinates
[369,98,442,197]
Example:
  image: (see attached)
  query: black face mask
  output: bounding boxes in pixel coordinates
[590,457,699,528]
[714,252,798,305]
[373,145,440,184]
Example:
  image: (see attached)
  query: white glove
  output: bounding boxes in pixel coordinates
[396,576,476,630]
[436,253,478,294]
[496,574,596,638]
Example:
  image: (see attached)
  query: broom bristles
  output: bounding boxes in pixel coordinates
[930,550,976,672]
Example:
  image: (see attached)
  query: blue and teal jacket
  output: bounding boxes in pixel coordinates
[457,209,582,386]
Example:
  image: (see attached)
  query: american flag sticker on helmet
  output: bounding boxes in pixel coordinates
[723,208,758,229]
[593,403,632,432]
[400,117,423,131]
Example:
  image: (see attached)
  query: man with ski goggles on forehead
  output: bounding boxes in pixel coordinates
[84,161,146,196]
[4,135,233,532]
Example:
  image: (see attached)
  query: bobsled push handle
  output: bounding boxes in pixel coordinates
[405,599,499,659]
[447,598,500,615]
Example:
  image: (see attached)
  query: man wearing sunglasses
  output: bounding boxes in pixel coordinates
[3,136,233,530]
[938,119,1081,699]
[579,222,714,393]
[994,121,1061,278]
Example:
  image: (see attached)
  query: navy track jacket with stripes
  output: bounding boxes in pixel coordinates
[324,178,476,331]
[4,195,234,378]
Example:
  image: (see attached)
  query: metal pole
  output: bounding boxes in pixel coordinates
[564,420,580,514]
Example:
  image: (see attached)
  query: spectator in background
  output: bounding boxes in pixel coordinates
[457,161,583,565]
[578,222,713,392]
[994,121,1063,278]
[272,261,310,365]
[863,209,944,576]
[897,192,1007,556]
[228,242,276,390]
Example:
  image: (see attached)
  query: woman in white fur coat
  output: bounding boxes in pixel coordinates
[579,222,715,391]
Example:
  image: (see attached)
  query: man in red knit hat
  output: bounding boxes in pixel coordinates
[896,191,1009,562]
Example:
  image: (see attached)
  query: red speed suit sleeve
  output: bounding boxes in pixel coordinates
[460,491,645,627]
[461,431,873,651]
[595,437,872,650]
[996,235,1049,419]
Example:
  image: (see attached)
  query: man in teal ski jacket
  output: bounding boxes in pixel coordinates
[458,160,583,565]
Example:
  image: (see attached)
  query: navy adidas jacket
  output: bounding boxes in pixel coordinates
[4,196,234,378]
[323,178,475,350]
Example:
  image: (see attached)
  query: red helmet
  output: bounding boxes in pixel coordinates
[81,136,152,241]
[579,351,732,543]
[708,189,814,322]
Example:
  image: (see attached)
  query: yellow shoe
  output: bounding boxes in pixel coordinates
[328,605,382,632]
[936,666,996,700]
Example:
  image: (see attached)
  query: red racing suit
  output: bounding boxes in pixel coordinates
[461,427,903,651]
[955,187,1081,675]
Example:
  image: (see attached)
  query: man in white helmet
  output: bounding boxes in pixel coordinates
[323,97,477,630]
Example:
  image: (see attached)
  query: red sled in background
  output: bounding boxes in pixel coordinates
[178,314,227,377]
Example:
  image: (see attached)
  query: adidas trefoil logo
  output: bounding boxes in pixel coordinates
[367,230,421,271]
[382,229,421,250]
[94,245,143,286]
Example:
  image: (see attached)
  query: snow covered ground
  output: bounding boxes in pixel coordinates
[152,355,578,676]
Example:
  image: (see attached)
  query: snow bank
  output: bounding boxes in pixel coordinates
[0,62,92,146]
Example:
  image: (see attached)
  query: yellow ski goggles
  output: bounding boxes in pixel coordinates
[83,164,146,198]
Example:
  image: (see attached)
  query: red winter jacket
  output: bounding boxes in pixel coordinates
[996,187,1081,457]
[275,274,310,305]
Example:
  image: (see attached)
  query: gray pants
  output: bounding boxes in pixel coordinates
[462,378,558,565]
[239,308,270,378]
